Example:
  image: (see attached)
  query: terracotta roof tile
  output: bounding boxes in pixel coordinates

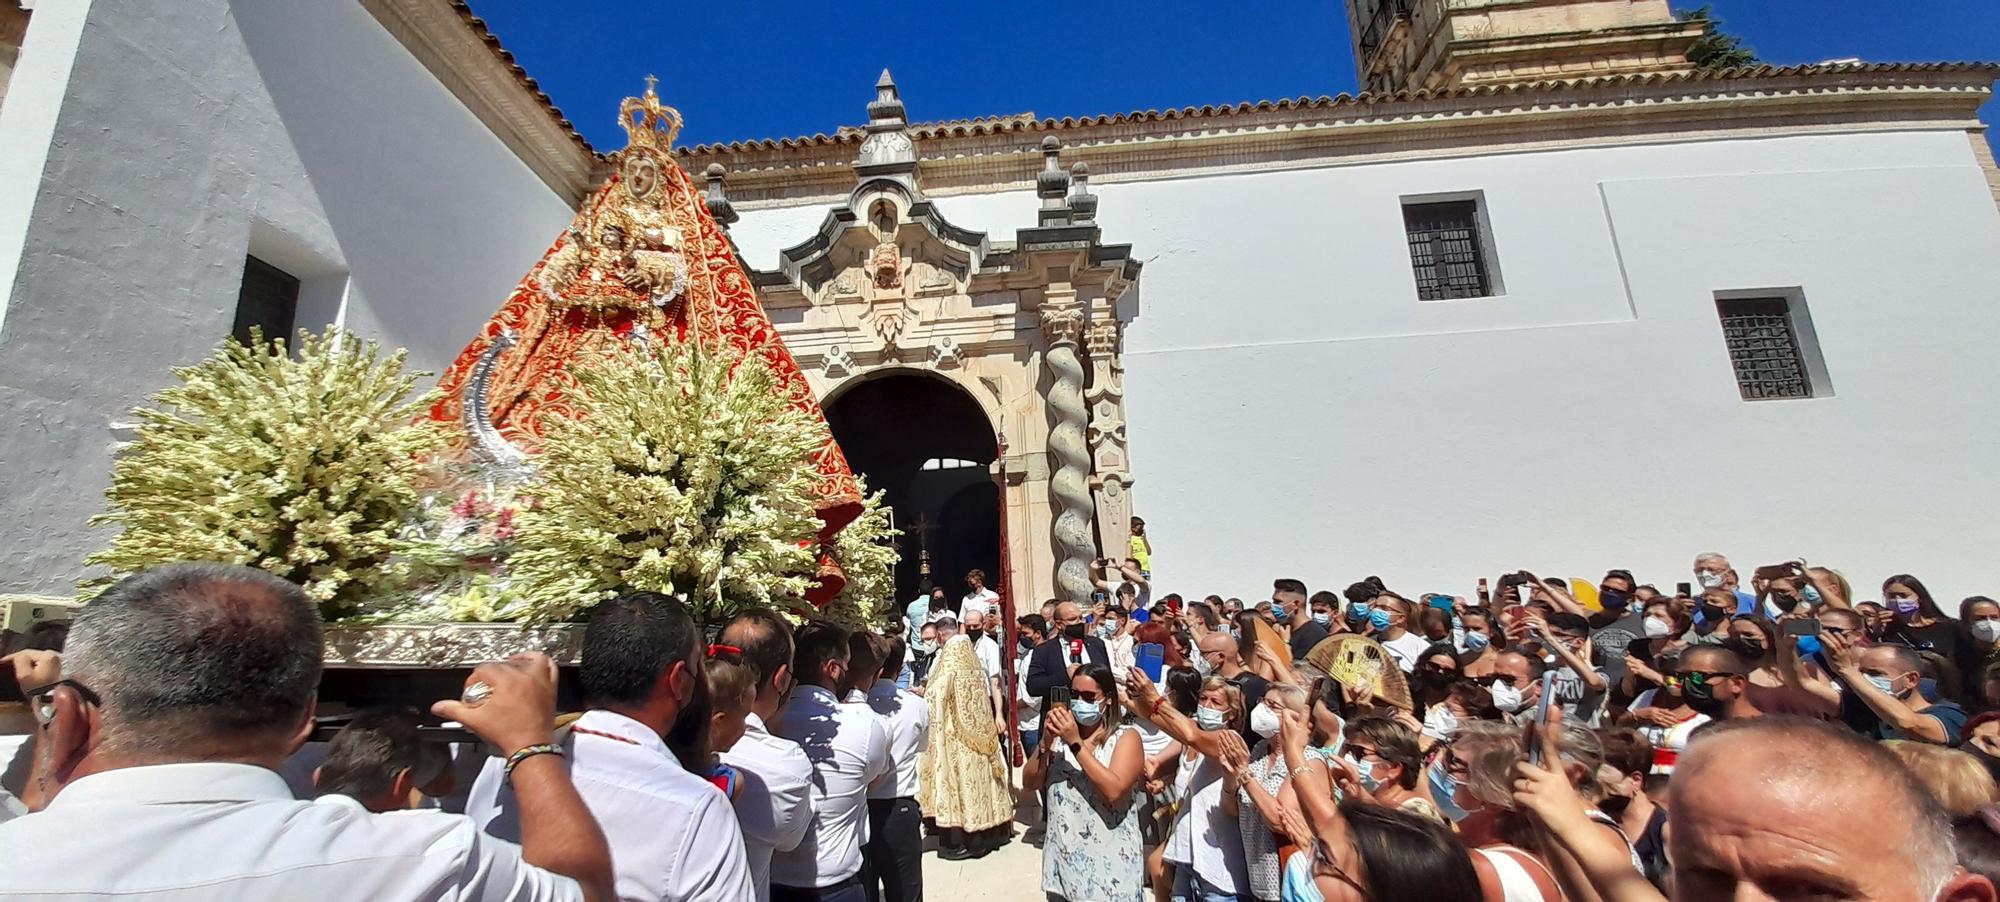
[675,62,1999,156]
[451,1,598,158]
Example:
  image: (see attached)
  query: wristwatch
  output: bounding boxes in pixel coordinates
[1069,741,1083,754]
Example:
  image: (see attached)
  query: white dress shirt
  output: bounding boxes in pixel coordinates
[961,587,999,620]
[721,711,815,902]
[770,684,893,889]
[1015,650,1044,733]
[865,680,930,800]
[971,633,1004,683]
[466,710,753,902]
[0,762,580,901]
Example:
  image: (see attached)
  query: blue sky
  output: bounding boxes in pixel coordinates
[466,1,2000,151]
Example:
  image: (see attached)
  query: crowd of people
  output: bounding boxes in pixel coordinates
[5,548,2000,901]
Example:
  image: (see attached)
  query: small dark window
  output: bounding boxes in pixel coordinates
[232,255,299,346]
[1403,199,1493,301]
[1716,297,1813,400]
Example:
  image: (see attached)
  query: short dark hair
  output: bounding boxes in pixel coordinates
[1308,590,1338,609]
[1598,726,1653,777]
[879,636,908,678]
[579,592,699,707]
[1017,613,1048,638]
[314,707,448,803]
[720,608,796,693]
[1273,578,1308,598]
[69,563,322,755]
[1344,580,1384,605]
[1681,643,1747,675]
[1545,612,1590,635]
[1604,569,1636,586]
[848,631,890,682]
[1346,715,1423,789]
[793,621,852,682]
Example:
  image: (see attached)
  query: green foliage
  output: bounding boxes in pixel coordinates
[84,328,445,618]
[1679,4,1758,70]
[817,485,901,628]
[504,341,823,624]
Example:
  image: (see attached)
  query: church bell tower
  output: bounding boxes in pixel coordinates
[1347,0,1706,94]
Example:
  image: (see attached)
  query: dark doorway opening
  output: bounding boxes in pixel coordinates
[823,371,999,613]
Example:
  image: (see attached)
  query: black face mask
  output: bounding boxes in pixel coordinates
[1699,604,1728,624]
[1724,638,1767,661]
[1682,680,1728,715]
[1601,590,1630,610]
[1018,636,1036,653]
[1768,593,1801,614]
[967,628,985,642]
[1598,793,1634,819]
[1064,622,1087,640]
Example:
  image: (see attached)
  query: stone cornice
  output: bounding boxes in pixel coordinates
[363,0,599,205]
[677,65,1999,208]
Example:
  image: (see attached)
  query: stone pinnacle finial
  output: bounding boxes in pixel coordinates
[1037,136,1069,205]
[868,68,906,127]
[1068,162,1097,224]
[703,163,738,226]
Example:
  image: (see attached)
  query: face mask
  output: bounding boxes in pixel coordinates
[1699,604,1727,625]
[1891,597,1921,617]
[1311,611,1332,627]
[1463,630,1491,652]
[1488,679,1526,714]
[1096,623,1117,640]
[1018,637,1035,653]
[1865,673,1903,697]
[1064,622,1087,640]
[1355,758,1383,792]
[967,629,985,641]
[1071,699,1103,727]
[1347,601,1371,621]
[1195,706,1227,732]
[1598,792,1633,819]
[1429,761,1469,822]
[1422,704,1460,740]
[1193,652,1215,676]
[1600,589,1630,610]
[1763,595,1799,620]
[1698,571,1727,590]
[1725,637,1766,661]
[1976,621,2000,644]
[1249,705,1282,739]
[1801,584,1824,605]
[1274,601,1291,619]
[1643,617,1673,638]
[1368,609,1393,631]
[1682,679,1727,715]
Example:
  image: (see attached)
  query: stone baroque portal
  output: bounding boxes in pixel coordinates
[703,71,1143,606]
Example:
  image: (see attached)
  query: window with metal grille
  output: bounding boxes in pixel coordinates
[231,255,299,346]
[1716,297,1813,400]
[1403,199,1493,300]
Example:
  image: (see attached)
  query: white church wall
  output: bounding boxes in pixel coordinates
[728,128,2000,602]
[0,0,573,593]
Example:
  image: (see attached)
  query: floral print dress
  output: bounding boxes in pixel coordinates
[1044,722,1147,902]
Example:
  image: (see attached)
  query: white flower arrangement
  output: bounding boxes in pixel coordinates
[504,340,824,624]
[83,328,445,617]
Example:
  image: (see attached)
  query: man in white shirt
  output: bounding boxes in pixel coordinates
[855,635,929,902]
[0,562,615,902]
[1371,594,1433,673]
[771,622,894,902]
[719,609,817,902]
[960,568,999,621]
[468,592,754,902]
[960,608,1006,730]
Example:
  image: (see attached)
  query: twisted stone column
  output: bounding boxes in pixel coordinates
[1043,306,1095,605]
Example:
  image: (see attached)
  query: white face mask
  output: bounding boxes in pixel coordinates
[1698,570,1727,591]
[1421,704,1460,740]
[1976,620,2000,644]
[1193,652,1215,676]
[1488,679,1527,714]
[1249,704,1282,739]
[1643,617,1673,638]
[1195,706,1228,732]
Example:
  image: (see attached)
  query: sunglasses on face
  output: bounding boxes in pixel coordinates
[1072,688,1104,702]
[1671,670,1739,686]
[1342,744,1381,762]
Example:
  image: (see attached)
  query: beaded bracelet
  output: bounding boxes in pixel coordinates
[504,743,564,783]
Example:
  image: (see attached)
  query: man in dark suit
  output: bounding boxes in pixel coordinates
[1024,601,1109,699]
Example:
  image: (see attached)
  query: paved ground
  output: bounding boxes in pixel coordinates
[919,767,1046,900]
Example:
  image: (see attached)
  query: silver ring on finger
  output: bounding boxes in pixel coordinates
[462,681,494,707]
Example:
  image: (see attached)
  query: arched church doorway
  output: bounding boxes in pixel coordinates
[823,371,1000,614]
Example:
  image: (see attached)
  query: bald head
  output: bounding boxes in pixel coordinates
[1197,631,1240,665]
[1671,717,1979,902]
[961,608,986,631]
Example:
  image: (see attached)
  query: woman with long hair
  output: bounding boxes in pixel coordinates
[1025,663,1147,901]
[1272,705,1482,901]
[1141,666,1204,902]
[1128,668,1253,902]
[917,634,1014,859]
[1883,574,1982,696]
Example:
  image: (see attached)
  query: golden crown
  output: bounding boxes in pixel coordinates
[618,76,683,153]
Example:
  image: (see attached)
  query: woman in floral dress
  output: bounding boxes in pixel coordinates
[1025,663,1147,901]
